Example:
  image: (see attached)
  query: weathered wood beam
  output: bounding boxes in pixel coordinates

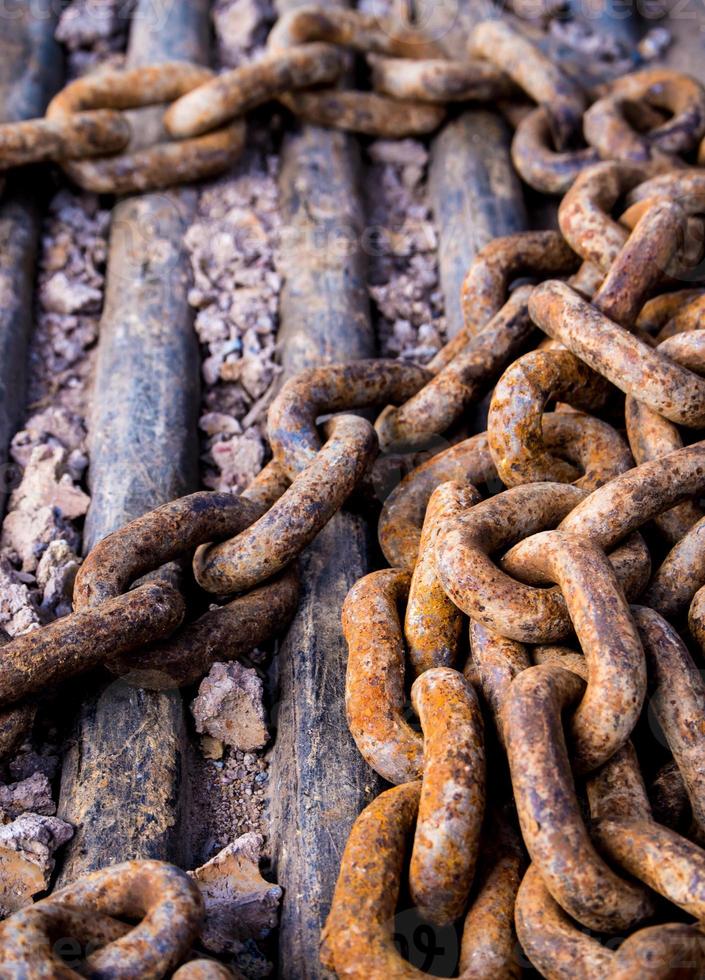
[56,0,208,884]
[0,10,62,512]
[268,3,383,976]
[417,0,528,342]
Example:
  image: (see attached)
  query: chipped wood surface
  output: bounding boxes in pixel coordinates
[56,0,209,885]
[0,11,62,513]
[418,0,527,341]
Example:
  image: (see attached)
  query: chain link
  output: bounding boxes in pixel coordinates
[4,6,705,977]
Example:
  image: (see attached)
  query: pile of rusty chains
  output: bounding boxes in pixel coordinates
[1,9,705,193]
[2,9,705,980]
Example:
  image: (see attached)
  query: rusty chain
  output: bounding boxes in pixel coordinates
[3,6,705,979]
[1,11,705,193]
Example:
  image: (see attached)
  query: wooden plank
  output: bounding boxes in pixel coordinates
[56,0,208,885]
[268,3,383,976]
[0,10,62,512]
[417,1,528,341]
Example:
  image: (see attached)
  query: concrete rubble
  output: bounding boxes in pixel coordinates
[364,139,445,363]
[0,813,73,917]
[192,662,270,753]
[189,832,282,955]
[0,774,55,822]
[186,154,282,494]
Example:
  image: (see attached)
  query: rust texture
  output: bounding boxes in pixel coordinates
[268,359,430,476]
[0,581,183,706]
[487,350,611,487]
[469,20,585,150]
[0,110,129,168]
[277,89,446,138]
[110,567,299,689]
[267,5,444,58]
[193,415,377,594]
[369,55,517,103]
[165,44,345,137]
[405,481,481,675]
[343,568,422,784]
[503,662,653,931]
[376,286,536,453]
[47,62,243,193]
[512,106,600,195]
[529,281,705,426]
[378,432,497,571]
[0,859,203,977]
[583,69,705,169]
[442,230,578,368]
[409,667,485,926]
[74,491,263,609]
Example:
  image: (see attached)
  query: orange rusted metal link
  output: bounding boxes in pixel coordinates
[584,69,705,170]
[516,863,705,979]
[503,662,653,931]
[626,329,705,547]
[0,581,184,708]
[368,54,519,104]
[46,62,245,193]
[165,44,345,137]
[406,481,481,675]
[0,111,130,169]
[434,482,646,644]
[0,859,203,976]
[376,286,536,453]
[529,282,705,426]
[74,490,264,609]
[194,415,377,594]
[436,231,578,368]
[268,359,430,476]
[277,89,446,138]
[632,606,705,836]
[378,432,497,571]
[487,350,615,487]
[499,529,647,772]
[343,568,423,784]
[558,161,647,272]
[322,781,523,979]
[469,20,585,151]
[267,4,444,58]
[409,667,485,926]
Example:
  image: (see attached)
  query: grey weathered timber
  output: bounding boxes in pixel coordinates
[56,0,208,884]
[0,10,62,512]
[268,2,382,976]
[417,0,527,340]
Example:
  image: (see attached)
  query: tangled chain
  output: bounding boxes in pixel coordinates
[1,9,705,193]
[3,7,705,979]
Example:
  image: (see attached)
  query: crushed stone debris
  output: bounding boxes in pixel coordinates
[192,661,270,753]
[186,148,282,494]
[0,812,73,917]
[213,0,275,67]
[0,188,106,632]
[364,139,445,363]
[8,749,60,785]
[0,774,55,823]
[189,832,282,957]
[56,0,134,76]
